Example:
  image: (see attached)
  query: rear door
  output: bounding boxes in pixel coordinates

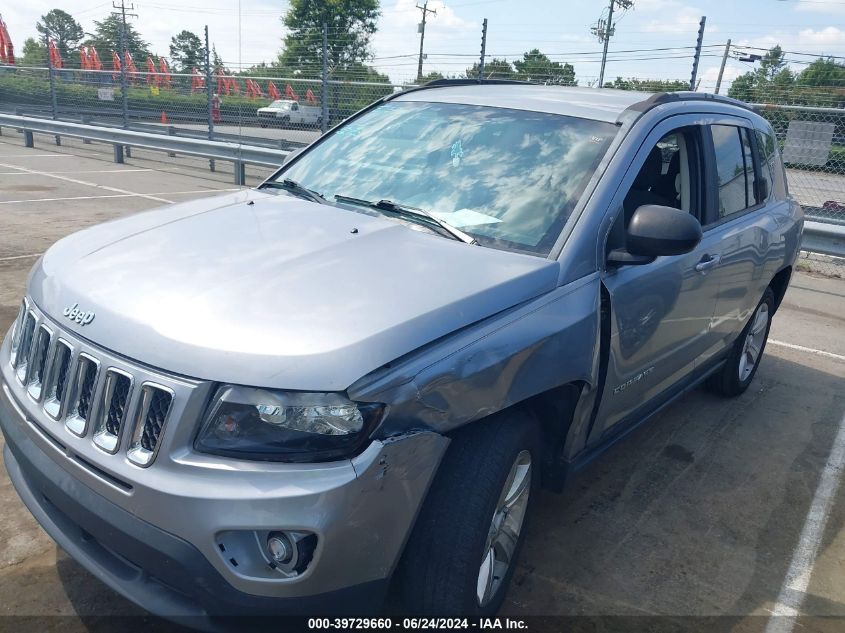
[697,119,777,363]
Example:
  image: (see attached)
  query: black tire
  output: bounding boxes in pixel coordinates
[707,287,775,397]
[397,410,540,616]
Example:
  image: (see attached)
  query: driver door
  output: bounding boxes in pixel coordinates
[592,116,724,438]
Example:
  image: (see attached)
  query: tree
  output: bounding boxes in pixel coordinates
[727,46,794,104]
[211,44,223,70]
[727,72,755,102]
[797,57,845,87]
[416,70,444,84]
[169,30,205,72]
[465,58,515,80]
[84,14,151,62]
[278,0,380,76]
[604,77,688,91]
[36,9,84,65]
[757,45,787,83]
[513,49,576,85]
[20,37,47,66]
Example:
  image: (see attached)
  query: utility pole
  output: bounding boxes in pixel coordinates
[592,0,633,89]
[478,18,488,79]
[689,15,706,90]
[715,38,731,94]
[112,0,136,133]
[321,23,328,134]
[416,1,436,83]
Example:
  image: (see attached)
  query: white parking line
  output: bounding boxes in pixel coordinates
[0,169,153,175]
[0,160,173,204]
[0,189,239,205]
[765,410,845,633]
[769,339,845,363]
[0,154,75,158]
[0,254,42,262]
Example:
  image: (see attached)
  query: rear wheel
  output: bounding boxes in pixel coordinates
[397,410,540,615]
[707,287,774,397]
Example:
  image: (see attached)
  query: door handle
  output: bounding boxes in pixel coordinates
[695,254,721,273]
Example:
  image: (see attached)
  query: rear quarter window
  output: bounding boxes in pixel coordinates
[756,127,788,200]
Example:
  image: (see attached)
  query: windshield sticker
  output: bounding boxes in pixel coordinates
[431,208,502,228]
[450,140,464,167]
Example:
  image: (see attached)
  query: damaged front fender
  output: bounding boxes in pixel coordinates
[349,274,603,443]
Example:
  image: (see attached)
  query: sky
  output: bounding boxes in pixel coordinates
[3,0,845,89]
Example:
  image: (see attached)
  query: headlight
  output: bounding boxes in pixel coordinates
[195,385,385,462]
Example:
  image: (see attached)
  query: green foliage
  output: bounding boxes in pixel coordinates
[465,58,515,80]
[169,30,205,73]
[36,9,84,64]
[20,38,47,66]
[279,0,380,75]
[604,77,688,91]
[84,14,152,62]
[211,44,224,70]
[728,46,845,107]
[416,70,444,84]
[513,49,576,85]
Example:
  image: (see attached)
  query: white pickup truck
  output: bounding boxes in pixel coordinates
[258,99,322,128]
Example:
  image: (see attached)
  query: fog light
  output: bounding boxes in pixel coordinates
[267,532,293,565]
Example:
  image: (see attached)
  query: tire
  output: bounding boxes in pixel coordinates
[707,287,775,397]
[397,410,540,616]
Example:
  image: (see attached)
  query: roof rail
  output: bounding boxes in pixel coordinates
[423,78,534,87]
[626,90,754,114]
[385,78,535,102]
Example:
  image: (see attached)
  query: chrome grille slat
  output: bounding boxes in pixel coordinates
[26,325,52,401]
[8,299,183,468]
[93,369,133,454]
[127,384,173,467]
[8,300,26,367]
[13,312,36,383]
[43,339,72,419]
[65,353,100,437]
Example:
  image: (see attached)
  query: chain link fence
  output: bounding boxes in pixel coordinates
[750,103,845,277]
[0,63,403,150]
[1,60,844,276]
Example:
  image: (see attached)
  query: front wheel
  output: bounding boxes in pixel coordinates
[397,410,540,615]
[707,287,774,397]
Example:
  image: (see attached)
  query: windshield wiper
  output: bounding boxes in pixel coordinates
[334,195,476,245]
[259,178,328,205]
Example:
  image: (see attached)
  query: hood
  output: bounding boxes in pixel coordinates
[29,190,559,391]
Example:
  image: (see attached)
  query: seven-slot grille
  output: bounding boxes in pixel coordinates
[8,299,174,467]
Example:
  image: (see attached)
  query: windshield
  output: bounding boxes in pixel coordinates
[270,101,291,109]
[274,101,617,256]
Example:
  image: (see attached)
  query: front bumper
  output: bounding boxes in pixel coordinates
[0,370,448,617]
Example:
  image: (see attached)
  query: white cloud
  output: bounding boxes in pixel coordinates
[643,5,710,34]
[794,0,845,14]
[371,0,477,82]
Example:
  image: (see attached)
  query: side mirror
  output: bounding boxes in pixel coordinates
[609,205,702,266]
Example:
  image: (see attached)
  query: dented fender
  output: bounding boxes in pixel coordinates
[349,274,603,443]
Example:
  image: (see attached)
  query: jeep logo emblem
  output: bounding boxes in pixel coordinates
[63,303,95,326]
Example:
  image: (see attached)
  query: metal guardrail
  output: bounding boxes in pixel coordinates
[803,221,845,258]
[0,112,844,259]
[0,113,289,185]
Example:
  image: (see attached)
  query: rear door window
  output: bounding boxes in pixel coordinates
[711,124,759,218]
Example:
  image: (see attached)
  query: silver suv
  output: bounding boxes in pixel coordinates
[0,82,802,620]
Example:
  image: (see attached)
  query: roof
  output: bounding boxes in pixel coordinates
[392,84,655,123]
[391,82,753,123]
